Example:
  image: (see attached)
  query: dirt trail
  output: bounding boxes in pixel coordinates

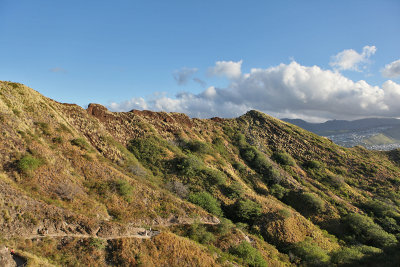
[25,229,160,241]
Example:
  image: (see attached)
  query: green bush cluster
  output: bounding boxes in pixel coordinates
[174,155,226,187]
[303,160,323,170]
[212,137,228,157]
[229,242,267,267]
[344,213,397,248]
[217,218,234,235]
[225,181,244,199]
[188,192,222,216]
[235,134,282,185]
[362,200,400,219]
[183,140,211,154]
[127,136,166,176]
[272,151,296,166]
[326,174,346,188]
[187,222,216,244]
[232,199,262,223]
[300,192,326,212]
[17,154,43,175]
[291,237,330,265]
[270,184,289,199]
[114,179,134,202]
[232,162,247,175]
[330,245,381,265]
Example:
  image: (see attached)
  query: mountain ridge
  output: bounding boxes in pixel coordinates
[1,81,400,266]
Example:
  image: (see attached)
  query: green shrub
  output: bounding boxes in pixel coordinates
[229,242,267,267]
[270,184,289,199]
[326,174,346,188]
[184,140,211,154]
[234,133,247,148]
[217,218,234,235]
[278,208,292,219]
[272,151,295,166]
[266,167,283,185]
[344,213,397,248]
[376,216,400,233]
[212,137,228,157]
[300,192,326,212]
[201,168,226,186]
[226,181,244,199]
[330,247,364,265]
[175,155,226,187]
[188,192,222,216]
[232,162,247,175]
[362,199,400,218]
[291,238,330,265]
[241,146,258,163]
[187,222,215,244]
[113,179,134,202]
[127,136,166,176]
[233,199,262,223]
[71,138,90,150]
[175,155,203,177]
[304,160,323,170]
[17,154,43,174]
[330,245,382,265]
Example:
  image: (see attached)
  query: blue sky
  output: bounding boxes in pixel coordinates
[1,0,399,121]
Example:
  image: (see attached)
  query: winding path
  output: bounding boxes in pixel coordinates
[25,230,160,240]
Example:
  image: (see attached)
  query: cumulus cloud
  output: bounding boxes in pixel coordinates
[173,67,198,85]
[109,60,400,121]
[208,60,242,79]
[50,67,67,73]
[382,59,400,78]
[109,97,148,111]
[330,45,376,71]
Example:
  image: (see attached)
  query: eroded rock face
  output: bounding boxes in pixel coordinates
[0,246,15,267]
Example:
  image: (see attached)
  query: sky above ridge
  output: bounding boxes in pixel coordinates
[1,0,399,122]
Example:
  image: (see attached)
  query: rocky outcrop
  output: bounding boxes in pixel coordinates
[0,246,15,267]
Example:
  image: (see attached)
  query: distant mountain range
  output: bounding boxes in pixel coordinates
[283,118,400,150]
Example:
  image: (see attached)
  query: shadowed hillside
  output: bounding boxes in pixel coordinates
[1,81,400,266]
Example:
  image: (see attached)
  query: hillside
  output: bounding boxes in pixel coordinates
[1,81,400,266]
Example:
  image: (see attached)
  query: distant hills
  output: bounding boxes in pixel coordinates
[283,118,400,150]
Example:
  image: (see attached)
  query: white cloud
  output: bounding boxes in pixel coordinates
[173,67,198,85]
[382,59,400,78]
[330,45,376,71]
[109,97,148,111]
[208,60,242,79]
[109,60,400,121]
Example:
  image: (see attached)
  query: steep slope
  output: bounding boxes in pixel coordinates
[1,81,400,266]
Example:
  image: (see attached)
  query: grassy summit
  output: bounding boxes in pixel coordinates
[0,81,399,266]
